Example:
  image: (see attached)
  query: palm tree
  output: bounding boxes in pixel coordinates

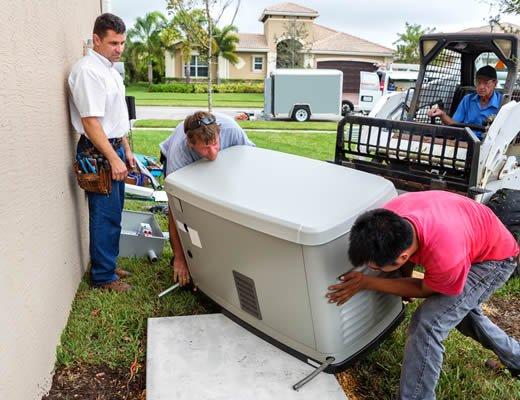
[122,39,143,82]
[127,11,167,85]
[212,25,240,84]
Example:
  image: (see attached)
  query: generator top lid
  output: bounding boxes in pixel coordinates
[164,146,396,246]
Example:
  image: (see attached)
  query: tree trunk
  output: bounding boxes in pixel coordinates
[185,63,191,84]
[216,56,221,85]
[147,62,153,85]
[206,0,213,112]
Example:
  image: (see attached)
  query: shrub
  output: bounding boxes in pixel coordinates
[149,83,194,93]
[214,83,264,93]
[193,84,208,93]
[149,82,264,94]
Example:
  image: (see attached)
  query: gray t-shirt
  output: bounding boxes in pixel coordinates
[160,113,255,175]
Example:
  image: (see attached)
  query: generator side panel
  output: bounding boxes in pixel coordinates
[302,234,403,361]
[169,195,318,354]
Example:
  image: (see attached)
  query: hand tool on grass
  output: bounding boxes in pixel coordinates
[158,283,180,298]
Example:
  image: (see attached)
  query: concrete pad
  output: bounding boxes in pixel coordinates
[147,314,347,400]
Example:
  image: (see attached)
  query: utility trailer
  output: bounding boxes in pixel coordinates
[263,69,343,121]
[334,32,520,276]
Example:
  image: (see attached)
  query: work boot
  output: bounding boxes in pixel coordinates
[95,279,132,292]
[115,268,132,278]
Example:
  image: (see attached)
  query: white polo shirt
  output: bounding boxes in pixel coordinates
[68,49,129,139]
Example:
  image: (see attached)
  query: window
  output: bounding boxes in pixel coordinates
[253,56,263,72]
[188,55,208,78]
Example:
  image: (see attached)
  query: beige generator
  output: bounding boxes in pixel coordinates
[164,146,404,372]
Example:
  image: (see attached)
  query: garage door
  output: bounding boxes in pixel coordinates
[317,61,378,93]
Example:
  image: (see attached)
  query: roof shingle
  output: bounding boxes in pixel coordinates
[263,2,318,14]
[461,22,520,34]
[260,2,319,21]
[237,33,269,50]
[311,24,393,55]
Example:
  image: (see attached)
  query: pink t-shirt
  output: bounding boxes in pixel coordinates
[384,191,519,296]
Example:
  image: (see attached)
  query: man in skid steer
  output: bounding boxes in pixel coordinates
[327,190,519,400]
[427,65,502,138]
[160,111,255,287]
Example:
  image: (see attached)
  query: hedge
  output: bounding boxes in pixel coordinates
[149,82,264,93]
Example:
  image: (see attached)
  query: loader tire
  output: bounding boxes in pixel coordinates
[486,189,520,278]
[341,100,354,116]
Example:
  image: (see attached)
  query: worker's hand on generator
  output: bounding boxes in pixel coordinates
[326,271,366,306]
[110,157,129,181]
[172,257,191,286]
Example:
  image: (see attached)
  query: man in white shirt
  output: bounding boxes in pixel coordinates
[160,112,254,286]
[68,13,135,292]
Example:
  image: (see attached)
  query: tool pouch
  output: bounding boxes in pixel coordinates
[73,161,112,195]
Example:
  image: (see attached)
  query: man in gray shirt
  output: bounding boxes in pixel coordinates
[160,111,254,285]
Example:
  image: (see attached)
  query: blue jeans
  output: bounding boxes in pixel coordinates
[77,137,126,286]
[399,258,519,400]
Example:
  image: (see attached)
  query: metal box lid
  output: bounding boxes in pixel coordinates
[164,146,396,246]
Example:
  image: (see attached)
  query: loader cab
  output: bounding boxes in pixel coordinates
[335,32,520,198]
[408,33,519,126]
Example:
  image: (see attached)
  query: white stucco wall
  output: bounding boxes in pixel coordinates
[0,1,100,398]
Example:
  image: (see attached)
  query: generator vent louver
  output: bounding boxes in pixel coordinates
[233,270,262,320]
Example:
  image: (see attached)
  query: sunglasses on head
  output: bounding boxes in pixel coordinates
[188,115,216,131]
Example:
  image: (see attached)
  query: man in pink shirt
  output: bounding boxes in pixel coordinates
[327,190,519,400]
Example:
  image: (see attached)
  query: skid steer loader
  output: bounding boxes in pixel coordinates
[334,32,520,276]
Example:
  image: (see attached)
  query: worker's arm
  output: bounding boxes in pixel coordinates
[399,261,415,302]
[168,206,191,286]
[81,117,128,181]
[121,136,136,170]
[327,271,436,306]
[427,107,457,125]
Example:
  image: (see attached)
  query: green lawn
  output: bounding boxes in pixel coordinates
[134,118,338,131]
[56,129,520,399]
[129,129,336,162]
[127,84,263,107]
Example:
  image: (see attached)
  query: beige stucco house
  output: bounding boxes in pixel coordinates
[165,2,393,93]
[461,21,520,34]
[0,1,106,398]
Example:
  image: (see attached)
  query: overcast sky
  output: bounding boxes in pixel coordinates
[110,0,520,48]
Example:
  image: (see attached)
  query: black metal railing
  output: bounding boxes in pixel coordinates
[335,115,481,194]
[411,49,461,124]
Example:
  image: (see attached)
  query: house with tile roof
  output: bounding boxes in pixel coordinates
[164,2,393,94]
[461,21,520,34]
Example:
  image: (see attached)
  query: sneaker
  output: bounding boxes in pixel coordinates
[115,268,132,278]
[95,279,132,292]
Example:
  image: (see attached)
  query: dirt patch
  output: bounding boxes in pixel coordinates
[42,364,145,400]
[336,370,367,400]
[483,296,520,339]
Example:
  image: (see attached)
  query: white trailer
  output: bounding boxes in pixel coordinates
[264,69,343,122]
